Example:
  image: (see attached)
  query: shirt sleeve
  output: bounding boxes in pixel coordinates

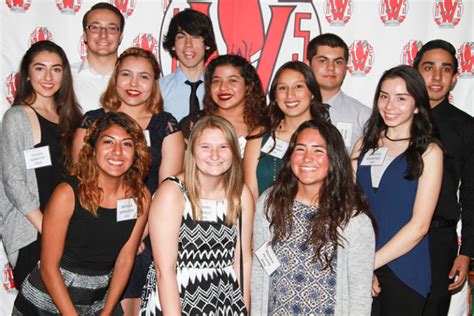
[459,118,474,257]
[1,109,39,216]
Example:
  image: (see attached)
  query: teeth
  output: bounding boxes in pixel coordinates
[127,90,140,96]
[108,160,123,166]
[218,94,232,101]
[286,101,298,107]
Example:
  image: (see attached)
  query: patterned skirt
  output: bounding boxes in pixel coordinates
[139,263,247,316]
[12,261,118,315]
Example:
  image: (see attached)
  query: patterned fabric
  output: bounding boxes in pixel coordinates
[12,262,114,316]
[140,178,247,315]
[270,200,337,315]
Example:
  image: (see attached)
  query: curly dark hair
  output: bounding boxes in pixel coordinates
[72,112,151,217]
[14,40,82,172]
[101,47,163,114]
[203,54,266,133]
[358,65,439,180]
[265,119,373,270]
[162,9,217,61]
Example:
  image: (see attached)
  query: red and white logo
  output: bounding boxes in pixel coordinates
[56,0,82,14]
[110,0,136,18]
[457,42,473,78]
[78,34,87,61]
[401,40,423,67]
[324,0,352,26]
[434,0,463,28]
[29,27,53,46]
[160,1,322,92]
[4,72,19,105]
[348,40,374,76]
[379,0,408,26]
[133,33,160,60]
[5,0,31,12]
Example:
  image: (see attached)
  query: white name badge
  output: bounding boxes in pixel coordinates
[23,146,52,169]
[200,200,218,222]
[261,137,289,159]
[336,122,354,148]
[360,147,388,166]
[143,129,151,147]
[238,136,247,158]
[255,241,281,275]
[117,198,138,222]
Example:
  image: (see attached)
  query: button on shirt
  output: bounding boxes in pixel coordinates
[326,90,371,153]
[71,60,112,113]
[160,67,204,122]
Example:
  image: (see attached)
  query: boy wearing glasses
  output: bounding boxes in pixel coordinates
[72,2,124,112]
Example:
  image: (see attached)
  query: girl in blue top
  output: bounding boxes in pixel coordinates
[351,65,443,315]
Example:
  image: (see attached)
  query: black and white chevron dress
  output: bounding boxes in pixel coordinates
[140,179,247,316]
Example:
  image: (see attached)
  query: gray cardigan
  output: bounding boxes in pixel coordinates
[1,106,40,266]
[251,192,375,316]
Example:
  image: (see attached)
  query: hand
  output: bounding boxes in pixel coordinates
[448,255,470,291]
[372,274,381,297]
[137,241,145,255]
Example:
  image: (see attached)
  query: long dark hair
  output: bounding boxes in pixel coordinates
[14,40,82,172]
[265,119,372,270]
[359,65,438,179]
[203,54,266,133]
[261,61,329,140]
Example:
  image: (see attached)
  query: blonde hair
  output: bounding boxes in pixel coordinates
[184,116,243,225]
[101,47,163,114]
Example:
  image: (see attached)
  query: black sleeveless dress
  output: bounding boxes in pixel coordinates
[13,109,63,289]
[13,176,136,315]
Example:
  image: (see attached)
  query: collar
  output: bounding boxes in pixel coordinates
[325,90,343,108]
[77,59,113,76]
[174,66,204,86]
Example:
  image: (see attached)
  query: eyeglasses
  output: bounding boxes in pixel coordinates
[86,24,121,34]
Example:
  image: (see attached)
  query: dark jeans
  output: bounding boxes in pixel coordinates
[371,265,427,316]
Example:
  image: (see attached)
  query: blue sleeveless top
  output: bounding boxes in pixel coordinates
[357,153,430,297]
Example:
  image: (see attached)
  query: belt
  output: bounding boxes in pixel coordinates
[430,218,458,229]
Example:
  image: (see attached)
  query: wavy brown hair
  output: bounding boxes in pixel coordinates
[71,112,151,217]
[101,47,163,114]
[265,120,373,270]
[184,116,243,225]
[203,54,266,133]
[14,40,82,172]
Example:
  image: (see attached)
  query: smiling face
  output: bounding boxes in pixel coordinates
[416,48,457,108]
[291,128,329,193]
[377,77,418,131]
[84,8,122,58]
[28,51,64,102]
[210,64,246,112]
[94,124,135,179]
[193,127,233,179]
[275,69,313,120]
[309,45,347,98]
[173,30,207,71]
[116,56,155,108]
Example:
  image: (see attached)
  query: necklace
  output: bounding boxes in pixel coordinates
[384,130,411,142]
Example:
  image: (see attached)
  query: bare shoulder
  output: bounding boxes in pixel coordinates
[422,142,443,160]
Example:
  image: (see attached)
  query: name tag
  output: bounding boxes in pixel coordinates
[255,241,281,275]
[336,122,353,148]
[143,129,151,147]
[238,136,247,158]
[261,137,289,159]
[200,200,218,222]
[360,147,388,166]
[23,146,52,169]
[117,198,137,222]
